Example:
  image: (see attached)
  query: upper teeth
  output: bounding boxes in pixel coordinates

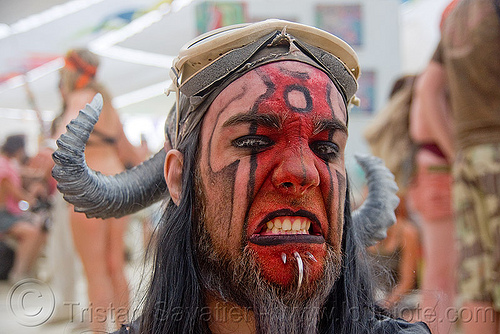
[265,217,311,234]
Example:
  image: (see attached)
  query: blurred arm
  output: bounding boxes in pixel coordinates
[411,61,455,161]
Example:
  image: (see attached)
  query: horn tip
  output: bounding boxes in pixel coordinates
[90,93,103,109]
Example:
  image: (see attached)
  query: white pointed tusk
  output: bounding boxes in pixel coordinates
[293,251,303,292]
[305,251,317,262]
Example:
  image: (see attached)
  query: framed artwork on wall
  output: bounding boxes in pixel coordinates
[195,1,247,34]
[352,69,376,115]
[315,4,363,47]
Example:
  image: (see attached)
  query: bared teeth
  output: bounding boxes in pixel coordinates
[261,217,312,235]
[282,219,291,231]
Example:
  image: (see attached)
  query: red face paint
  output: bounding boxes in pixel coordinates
[199,61,348,287]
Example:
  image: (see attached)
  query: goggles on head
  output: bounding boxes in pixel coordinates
[167,19,361,146]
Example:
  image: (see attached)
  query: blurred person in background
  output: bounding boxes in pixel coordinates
[418,0,500,332]
[52,48,148,332]
[0,134,46,282]
[409,45,456,333]
[28,137,77,323]
[368,195,421,313]
[364,75,423,317]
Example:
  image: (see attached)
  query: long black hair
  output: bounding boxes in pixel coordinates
[139,120,210,333]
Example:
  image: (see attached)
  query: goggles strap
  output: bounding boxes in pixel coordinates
[169,66,181,147]
[179,31,277,98]
[179,30,356,108]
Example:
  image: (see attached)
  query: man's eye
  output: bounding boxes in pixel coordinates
[231,135,274,150]
[310,141,339,161]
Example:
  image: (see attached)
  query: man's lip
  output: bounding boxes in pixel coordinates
[251,208,324,236]
[249,234,325,246]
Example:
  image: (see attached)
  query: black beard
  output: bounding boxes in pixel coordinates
[193,170,342,334]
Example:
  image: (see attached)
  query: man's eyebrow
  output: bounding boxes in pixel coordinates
[222,113,282,129]
[313,119,348,135]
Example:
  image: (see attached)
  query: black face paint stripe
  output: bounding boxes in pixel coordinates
[241,70,276,250]
[283,84,313,113]
[326,81,347,123]
[336,170,346,243]
[324,90,346,242]
[205,87,247,238]
[325,162,334,242]
[247,120,259,206]
[326,82,334,119]
[246,73,275,203]
[278,67,311,80]
[325,128,336,242]
[324,83,346,139]
[204,162,240,240]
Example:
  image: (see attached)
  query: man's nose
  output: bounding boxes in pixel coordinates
[271,147,320,196]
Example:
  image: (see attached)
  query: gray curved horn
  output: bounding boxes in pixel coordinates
[52,93,168,219]
[352,154,400,247]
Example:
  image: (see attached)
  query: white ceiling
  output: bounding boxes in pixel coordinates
[0,0,198,120]
[0,0,68,25]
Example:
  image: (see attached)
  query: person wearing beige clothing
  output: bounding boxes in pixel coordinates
[52,48,148,332]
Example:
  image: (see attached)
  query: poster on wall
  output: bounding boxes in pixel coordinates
[196,1,247,34]
[352,70,376,115]
[315,4,363,47]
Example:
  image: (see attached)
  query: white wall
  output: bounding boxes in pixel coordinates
[399,0,451,74]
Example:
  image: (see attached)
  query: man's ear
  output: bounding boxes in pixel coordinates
[165,149,183,205]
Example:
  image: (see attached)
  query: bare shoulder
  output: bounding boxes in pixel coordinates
[401,221,420,241]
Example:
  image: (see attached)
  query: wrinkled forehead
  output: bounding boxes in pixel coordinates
[204,61,347,128]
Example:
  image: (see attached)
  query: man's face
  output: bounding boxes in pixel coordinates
[197,60,348,288]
